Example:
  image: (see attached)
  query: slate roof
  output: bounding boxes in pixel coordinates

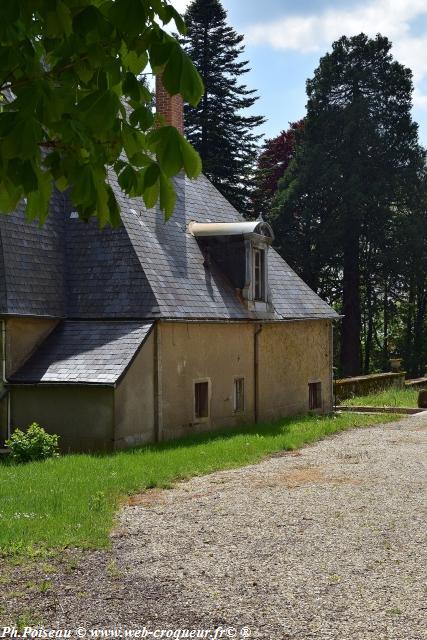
[0,171,338,321]
[113,173,338,320]
[9,321,153,384]
[0,190,66,317]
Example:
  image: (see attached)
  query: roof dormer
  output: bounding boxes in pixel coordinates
[189,218,274,312]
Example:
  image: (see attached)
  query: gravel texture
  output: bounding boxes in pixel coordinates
[1,413,426,639]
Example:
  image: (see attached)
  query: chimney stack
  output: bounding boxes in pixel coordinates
[155,75,184,135]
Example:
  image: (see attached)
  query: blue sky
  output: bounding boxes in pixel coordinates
[172,0,427,145]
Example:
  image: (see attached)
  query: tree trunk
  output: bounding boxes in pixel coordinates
[413,275,426,377]
[404,274,415,376]
[382,278,389,371]
[341,226,361,376]
[364,279,374,374]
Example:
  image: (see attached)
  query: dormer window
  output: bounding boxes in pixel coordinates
[253,247,265,301]
[188,218,274,311]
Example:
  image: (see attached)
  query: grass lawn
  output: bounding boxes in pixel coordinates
[0,412,399,559]
[341,387,419,408]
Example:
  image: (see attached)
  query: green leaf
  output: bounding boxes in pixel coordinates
[122,72,141,101]
[78,90,120,132]
[55,175,68,192]
[120,44,148,75]
[26,170,52,224]
[45,1,72,37]
[2,117,42,160]
[159,171,176,220]
[129,106,154,130]
[0,112,18,137]
[75,60,95,84]
[56,1,72,36]
[164,6,186,35]
[149,41,174,71]
[110,0,147,39]
[20,161,38,193]
[0,180,21,213]
[142,163,160,209]
[129,151,152,167]
[71,165,96,206]
[122,122,143,161]
[179,136,202,178]
[147,126,182,176]
[162,45,182,95]
[95,181,111,227]
[143,162,160,188]
[106,185,121,227]
[118,165,138,194]
[179,53,204,107]
[161,48,204,107]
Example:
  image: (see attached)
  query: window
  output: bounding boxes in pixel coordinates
[234,377,245,413]
[309,382,322,410]
[194,381,209,420]
[253,248,265,301]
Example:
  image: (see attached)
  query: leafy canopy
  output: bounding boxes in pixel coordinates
[0,0,204,225]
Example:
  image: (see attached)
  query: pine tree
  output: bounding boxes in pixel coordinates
[180,0,265,212]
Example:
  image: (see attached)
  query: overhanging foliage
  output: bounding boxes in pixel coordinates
[0,0,204,225]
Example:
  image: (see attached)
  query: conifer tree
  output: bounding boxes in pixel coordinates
[180,0,265,212]
[273,34,424,376]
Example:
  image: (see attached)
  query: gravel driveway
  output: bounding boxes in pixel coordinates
[2,413,426,639]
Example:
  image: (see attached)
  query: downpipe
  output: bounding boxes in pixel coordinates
[254,323,263,423]
[1,319,10,441]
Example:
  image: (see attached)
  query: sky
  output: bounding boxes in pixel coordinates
[170,0,427,145]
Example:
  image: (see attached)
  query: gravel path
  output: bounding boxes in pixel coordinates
[2,414,426,639]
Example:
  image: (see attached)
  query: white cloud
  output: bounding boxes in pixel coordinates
[246,0,427,107]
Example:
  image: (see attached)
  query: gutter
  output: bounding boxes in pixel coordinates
[154,321,163,443]
[329,321,335,410]
[254,323,263,423]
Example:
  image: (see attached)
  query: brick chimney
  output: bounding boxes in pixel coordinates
[155,75,184,134]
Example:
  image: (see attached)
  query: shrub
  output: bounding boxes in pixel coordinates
[6,423,59,463]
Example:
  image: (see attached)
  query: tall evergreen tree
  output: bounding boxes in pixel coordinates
[272,34,424,376]
[180,0,265,212]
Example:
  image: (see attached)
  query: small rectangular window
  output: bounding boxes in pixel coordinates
[253,248,265,301]
[309,382,322,410]
[195,381,209,419]
[234,377,245,413]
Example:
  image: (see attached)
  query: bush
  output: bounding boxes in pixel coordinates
[6,423,60,463]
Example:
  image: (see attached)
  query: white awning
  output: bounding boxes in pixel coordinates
[188,220,274,240]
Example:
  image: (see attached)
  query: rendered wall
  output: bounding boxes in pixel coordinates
[114,331,155,448]
[10,386,114,452]
[257,320,332,422]
[160,320,332,439]
[159,322,256,440]
[5,317,58,377]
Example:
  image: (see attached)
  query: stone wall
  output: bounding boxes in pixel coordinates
[334,372,406,403]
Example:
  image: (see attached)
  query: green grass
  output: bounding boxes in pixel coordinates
[0,412,399,558]
[341,387,418,408]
